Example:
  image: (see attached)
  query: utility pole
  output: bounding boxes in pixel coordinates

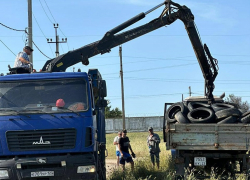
[119,46,126,129]
[47,24,67,57]
[28,0,33,64]
[189,86,192,96]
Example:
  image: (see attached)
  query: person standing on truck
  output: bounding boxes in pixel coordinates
[118,129,135,171]
[113,131,122,167]
[147,127,161,169]
[14,46,33,68]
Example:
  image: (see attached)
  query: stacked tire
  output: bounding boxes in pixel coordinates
[165,101,250,124]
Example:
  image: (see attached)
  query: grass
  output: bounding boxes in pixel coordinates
[106,131,249,180]
[106,131,175,180]
[108,155,175,180]
[106,131,169,159]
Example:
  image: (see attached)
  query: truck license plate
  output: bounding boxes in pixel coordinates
[194,157,206,166]
[31,171,54,177]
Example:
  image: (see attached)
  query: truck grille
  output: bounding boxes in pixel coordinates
[6,128,76,151]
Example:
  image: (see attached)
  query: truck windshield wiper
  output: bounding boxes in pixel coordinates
[0,109,17,112]
[18,109,44,113]
[0,109,19,116]
[17,109,58,118]
[0,109,21,114]
[0,109,31,118]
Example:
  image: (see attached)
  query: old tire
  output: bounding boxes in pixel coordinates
[174,111,190,123]
[166,102,188,123]
[215,108,241,120]
[224,102,238,108]
[187,107,215,123]
[211,103,235,112]
[187,102,211,112]
[217,116,238,124]
[242,111,250,117]
[241,114,250,123]
[239,109,247,114]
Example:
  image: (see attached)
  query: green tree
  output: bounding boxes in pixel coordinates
[105,100,122,118]
[225,94,250,112]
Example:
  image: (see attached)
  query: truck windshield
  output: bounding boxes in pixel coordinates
[0,78,88,114]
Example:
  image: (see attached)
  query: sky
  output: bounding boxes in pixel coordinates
[1,0,250,117]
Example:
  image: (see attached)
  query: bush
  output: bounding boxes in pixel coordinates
[108,157,248,180]
[108,156,176,180]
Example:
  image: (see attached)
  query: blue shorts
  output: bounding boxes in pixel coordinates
[119,152,133,165]
[116,151,120,156]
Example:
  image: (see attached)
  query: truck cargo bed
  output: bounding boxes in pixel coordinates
[166,123,250,151]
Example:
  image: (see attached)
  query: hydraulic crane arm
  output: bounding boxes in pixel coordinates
[42,0,218,103]
[169,1,218,103]
[42,2,176,72]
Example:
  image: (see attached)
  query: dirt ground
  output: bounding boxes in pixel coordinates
[106,157,145,178]
[106,159,118,178]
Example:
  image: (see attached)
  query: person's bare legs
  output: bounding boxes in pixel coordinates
[130,161,134,171]
[121,164,125,171]
[116,156,120,168]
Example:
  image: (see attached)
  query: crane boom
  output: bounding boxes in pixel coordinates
[41,0,218,103]
[42,2,175,72]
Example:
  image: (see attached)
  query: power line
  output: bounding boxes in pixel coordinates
[1,33,249,38]
[1,53,250,63]
[47,24,67,57]
[32,3,65,58]
[36,34,250,37]
[107,91,250,101]
[108,92,186,100]
[102,62,197,75]
[214,54,250,57]
[0,22,26,32]
[25,34,51,59]
[32,12,54,56]
[60,42,65,54]
[87,55,250,65]
[123,77,250,82]
[1,19,51,59]
[43,0,57,22]
[0,39,16,56]
[39,0,54,24]
[42,0,69,51]
[105,76,250,85]
[32,41,51,59]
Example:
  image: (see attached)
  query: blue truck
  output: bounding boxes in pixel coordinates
[0,0,222,179]
[0,70,107,180]
[0,1,175,179]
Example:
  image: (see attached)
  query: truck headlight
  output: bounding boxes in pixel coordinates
[0,170,9,178]
[77,165,95,173]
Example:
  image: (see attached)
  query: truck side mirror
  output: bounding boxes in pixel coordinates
[99,80,107,97]
[96,99,107,107]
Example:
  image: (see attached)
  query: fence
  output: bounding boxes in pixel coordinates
[105,116,164,133]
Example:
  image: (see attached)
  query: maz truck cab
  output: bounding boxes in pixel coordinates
[0,70,107,180]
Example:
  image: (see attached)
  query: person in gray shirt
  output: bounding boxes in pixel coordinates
[147,127,160,169]
[14,46,33,68]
